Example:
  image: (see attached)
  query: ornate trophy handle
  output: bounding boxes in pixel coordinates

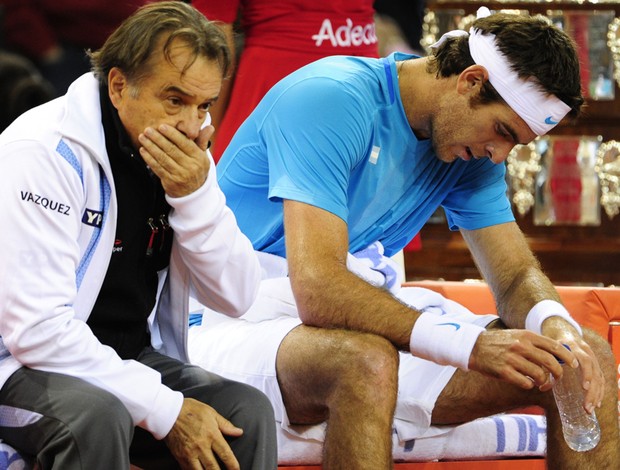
[507,141,541,217]
[596,140,620,219]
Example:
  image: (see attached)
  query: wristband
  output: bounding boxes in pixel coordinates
[409,312,485,370]
[525,300,583,336]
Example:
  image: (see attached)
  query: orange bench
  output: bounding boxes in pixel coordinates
[279,281,620,470]
[11,282,617,470]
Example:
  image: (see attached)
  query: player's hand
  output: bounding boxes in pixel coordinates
[138,123,214,197]
[468,329,575,391]
[164,397,243,470]
[541,316,605,413]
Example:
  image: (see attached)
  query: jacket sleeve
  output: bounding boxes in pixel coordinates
[0,140,183,440]
[166,152,261,317]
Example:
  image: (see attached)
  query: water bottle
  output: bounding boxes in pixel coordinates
[552,345,601,452]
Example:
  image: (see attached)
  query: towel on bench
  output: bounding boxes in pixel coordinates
[276,413,546,465]
[0,442,33,470]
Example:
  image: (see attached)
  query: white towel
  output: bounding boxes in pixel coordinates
[0,442,33,470]
[347,241,404,295]
[254,242,404,293]
[276,413,547,465]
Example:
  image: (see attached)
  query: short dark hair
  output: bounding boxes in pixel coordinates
[89,1,230,87]
[427,13,584,120]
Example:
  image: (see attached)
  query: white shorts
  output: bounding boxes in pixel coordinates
[187,278,497,441]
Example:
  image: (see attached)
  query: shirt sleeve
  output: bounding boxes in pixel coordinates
[441,158,515,231]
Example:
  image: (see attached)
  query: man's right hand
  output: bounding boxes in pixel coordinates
[164,397,244,470]
[468,329,576,390]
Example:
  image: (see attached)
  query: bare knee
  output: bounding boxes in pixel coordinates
[583,328,615,371]
[312,331,400,419]
[276,327,399,423]
[337,332,399,387]
[278,326,399,385]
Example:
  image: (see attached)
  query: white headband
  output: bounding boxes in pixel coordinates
[432,7,571,136]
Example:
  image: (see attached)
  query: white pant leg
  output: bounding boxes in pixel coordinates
[188,281,498,441]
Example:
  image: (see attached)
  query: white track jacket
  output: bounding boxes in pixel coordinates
[0,73,261,439]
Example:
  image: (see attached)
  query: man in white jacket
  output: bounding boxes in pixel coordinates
[0,2,277,469]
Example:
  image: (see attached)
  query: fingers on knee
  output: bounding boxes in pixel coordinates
[583,329,614,360]
[582,329,616,378]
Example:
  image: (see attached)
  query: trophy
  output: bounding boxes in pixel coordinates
[506,141,540,217]
[596,140,620,219]
[532,136,602,226]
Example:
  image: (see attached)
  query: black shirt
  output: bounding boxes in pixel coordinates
[87,85,173,360]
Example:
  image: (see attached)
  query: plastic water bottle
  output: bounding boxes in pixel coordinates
[552,346,601,452]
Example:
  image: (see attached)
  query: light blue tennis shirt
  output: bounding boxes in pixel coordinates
[217,52,514,258]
